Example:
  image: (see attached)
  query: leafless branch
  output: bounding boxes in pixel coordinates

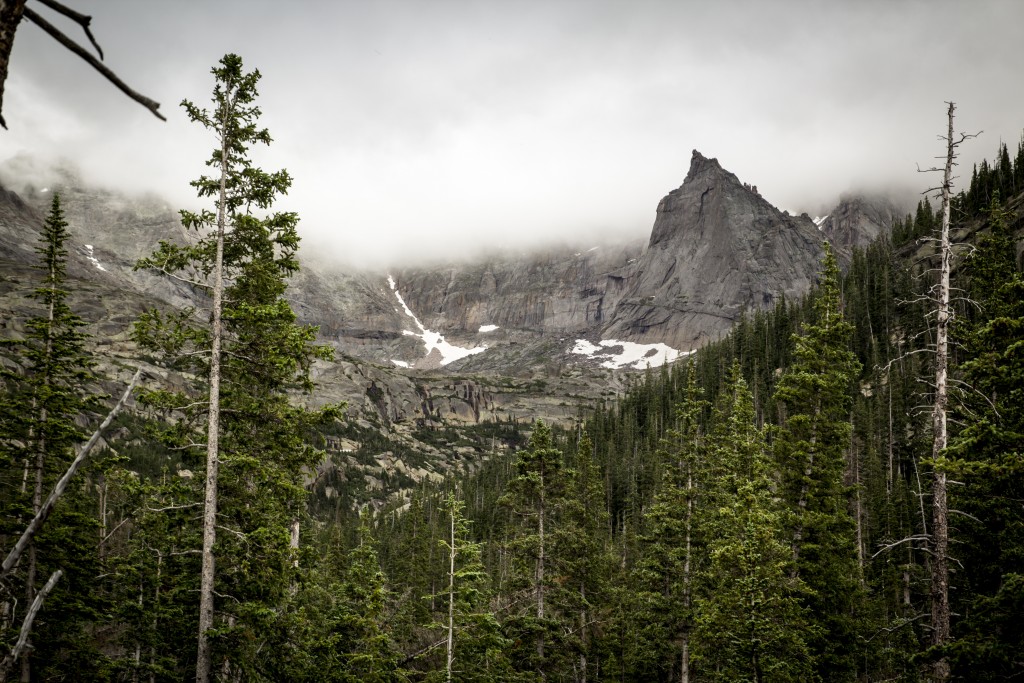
[22,7,165,122]
[877,348,933,372]
[1,369,143,578]
[863,613,930,642]
[36,0,103,59]
[98,517,131,547]
[0,569,62,677]
[950,509,983,524]
[146,502,203,513]
[872,535,931,559]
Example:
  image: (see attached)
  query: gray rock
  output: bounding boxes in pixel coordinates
[818,193,905,250]
[602,150,826,349]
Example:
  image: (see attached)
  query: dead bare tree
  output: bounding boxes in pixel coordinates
[0,0,164,129]
[917,101,978,683]
[0,369,142,580]
[0,569,61,680]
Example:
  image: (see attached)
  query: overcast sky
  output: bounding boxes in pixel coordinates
[3,0,1023,268]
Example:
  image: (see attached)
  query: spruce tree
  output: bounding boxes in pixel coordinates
[773,242,864,680]
[631,363,707,682]
[0,193,101,679]
[133,53,337,680]
[550,430,614,683]
[431,490,511,683]
[695,363,815,682]
[497,420,564,680]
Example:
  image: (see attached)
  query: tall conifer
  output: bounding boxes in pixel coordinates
[773,243,864,680]
[0,193,100,679]
[695,363,815,682]
[133,53,337,681]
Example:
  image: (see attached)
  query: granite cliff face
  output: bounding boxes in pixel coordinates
[0,151,848,374]
[393,245,639,338]
[818,194,903,250]
[602,150,826,349]
[0,152,865,502]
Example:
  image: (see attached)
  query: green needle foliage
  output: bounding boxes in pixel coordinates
[429,491,512,683]
[695,363,816,683]
[0,193,104,678]
[944,192,1024,679]
[631,363,707,681]
[132,53,340,679]
[497,420,564,680]
[773,243,865,680]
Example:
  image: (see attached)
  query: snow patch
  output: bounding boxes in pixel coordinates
[570,338,690,370]
[83,244,107,272]
[40,187,49,193]
[478,324,499,333]
[388,275,486,366]
[391,360,411,368]
[813,215,829,230]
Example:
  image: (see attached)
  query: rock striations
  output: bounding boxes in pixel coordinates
[1,150,868,374]
[603,150,826,349]
[0,152,888,500]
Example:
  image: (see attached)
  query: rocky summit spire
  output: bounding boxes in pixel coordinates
[603,150,827,349]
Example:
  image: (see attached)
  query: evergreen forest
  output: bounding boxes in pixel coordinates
[1,54,1023,682]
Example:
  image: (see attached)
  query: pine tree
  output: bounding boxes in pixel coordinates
[497,420,564,680]
[694,363,815,682]
[550,430,614,683]
[773,242,864,680]
[335,517,405,682]
[133,53,338,680]
[0,193,102,679]
[431,490,511,683]
[631,363,707,682]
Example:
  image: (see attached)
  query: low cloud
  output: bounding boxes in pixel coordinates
[4,0,1022,269]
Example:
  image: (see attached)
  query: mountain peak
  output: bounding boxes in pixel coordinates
[604,151,826,348]
[685,149,729,183]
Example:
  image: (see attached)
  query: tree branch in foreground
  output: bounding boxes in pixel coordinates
[22,7,165,122]
[36,0,103,59]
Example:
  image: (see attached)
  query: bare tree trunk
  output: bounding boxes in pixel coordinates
[0,570,61,680]
[887,375,895,497]
[150,551,161,683]
[446,509,455,683]
[21,248,59,683]
[133,578,143,683]
[579,597,588,683]
[195,95,230,683]
[929,100,956,683]
[681,470,693,683]
[1,370,141,579]
[0,0,27,129]
[851,429,866,581]
[536,484,546,681]
[22,420,43,683]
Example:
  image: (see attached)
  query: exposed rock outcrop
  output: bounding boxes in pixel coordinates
[0,151,844,379]
[818,193,904,250]
[602,150,826,349]
[391,243,641,340]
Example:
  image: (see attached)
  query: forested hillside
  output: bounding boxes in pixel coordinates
[367,135,1024,682]
[1,51,1022,681]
